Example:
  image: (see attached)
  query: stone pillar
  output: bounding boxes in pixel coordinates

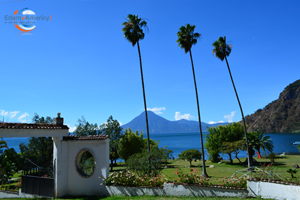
[53,137,68,198]
[54,113,64,125]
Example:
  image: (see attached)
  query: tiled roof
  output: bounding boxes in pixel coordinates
[0,122,69,130]
[63,135,109,140]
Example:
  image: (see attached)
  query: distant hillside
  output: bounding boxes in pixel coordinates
[121,111,228,133]
[245,79,300,133]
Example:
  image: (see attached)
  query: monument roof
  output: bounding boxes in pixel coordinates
[63,135,109,140]
[0,122,69,130]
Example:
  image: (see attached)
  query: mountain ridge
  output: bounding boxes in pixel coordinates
[245,79,300,133]
[121,111,228,133]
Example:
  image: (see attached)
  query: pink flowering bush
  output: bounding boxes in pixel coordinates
[100,170,167,187]
[217,176,247,188]
[172,168,211,186]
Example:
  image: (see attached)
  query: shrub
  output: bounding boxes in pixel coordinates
[173,168,210,186]
[126,146,164,176]
[100,170,167,187]
[217,177,247,188]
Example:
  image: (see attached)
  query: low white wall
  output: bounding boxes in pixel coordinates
[105,183,248,198]
[106,186,165,196]
[164,183,247,198]
[248,180,300,200]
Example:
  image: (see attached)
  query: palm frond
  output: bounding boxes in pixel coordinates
[176,24,201,54]
[121,14,148,47]
[212,36,232,61]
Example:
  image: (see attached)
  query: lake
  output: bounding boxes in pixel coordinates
[2,133,300,160]
[148,132,300,160]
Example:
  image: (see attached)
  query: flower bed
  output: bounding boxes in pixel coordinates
[102,169,248,197]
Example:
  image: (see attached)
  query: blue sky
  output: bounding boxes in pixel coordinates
[0,0,299,132]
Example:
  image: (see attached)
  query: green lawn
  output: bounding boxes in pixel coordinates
[111,155,300,183]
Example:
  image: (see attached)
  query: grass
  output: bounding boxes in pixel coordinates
[111,155,300,184]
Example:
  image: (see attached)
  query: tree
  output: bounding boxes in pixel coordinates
[176,24,208,177]
[246,131,274,164]
[179,149,202,167]
[74,116,99,136]
[212,36,252,171]
[0,138,8,149]
[19,113,53,176]
[221,140,244,164]
[127,146,165,176]
[99,116,123,171]
[253,131,274,156]
[205,123,244,163]
[122,14,151,174]
[0,148,21,184]
[117,128,144,161]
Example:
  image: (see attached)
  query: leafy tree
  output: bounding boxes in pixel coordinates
[99,116,123,170]
[179,149,201,167]
[19,113,53,176]
[74,116,99,136]
[221,140,244,164]
[0,138,8,149]
[205,123,244,163]
[177,24,207,177]
[212,36,251,170]
[0,148,22,184]
[122,14,151,174]
[127,146,164,176]
[32,113,53,124]
[117,128,144,161]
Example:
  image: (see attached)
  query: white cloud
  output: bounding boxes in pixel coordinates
[118,121,123,126]
[147,107,166,114]
[174,111,195,121]
[0,110,9,117]
[18,112,29,123]
[224,111,236,123]
[208,120,225,124]
[9,111,20,118]
[68,126,77,133]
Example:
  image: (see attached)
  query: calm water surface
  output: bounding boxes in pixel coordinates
[147,132,300,160]
[2,133,300,161]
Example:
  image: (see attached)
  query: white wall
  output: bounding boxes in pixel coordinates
[248,180,300,200]
[53,138,109,198]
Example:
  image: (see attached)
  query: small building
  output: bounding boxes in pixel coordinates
[0,113,109,198]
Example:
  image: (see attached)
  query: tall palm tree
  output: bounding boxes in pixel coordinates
[122,14,151,174]
[177,24,208,177]
[212,36,252,171]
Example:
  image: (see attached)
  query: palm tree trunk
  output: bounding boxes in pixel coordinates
[189,50,208,178]
[224,56,252,171]
[137,41,151,175]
